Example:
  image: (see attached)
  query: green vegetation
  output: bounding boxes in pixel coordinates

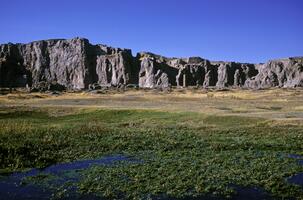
[0,108,303,199]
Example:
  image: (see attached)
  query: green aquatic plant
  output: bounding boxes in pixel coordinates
[0,108,303,199]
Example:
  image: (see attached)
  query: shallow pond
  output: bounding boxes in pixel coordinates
[0,154,302,199]
[287,154,303,187]
[0,155,137,199]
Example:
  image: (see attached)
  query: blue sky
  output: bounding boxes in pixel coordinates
[0,0,302,63]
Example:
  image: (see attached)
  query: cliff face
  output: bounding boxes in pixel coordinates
[19,38,91,89]
[94,44,137,87]
[0,38,135,90]
[0,37,302,90]
[245,57,303,88]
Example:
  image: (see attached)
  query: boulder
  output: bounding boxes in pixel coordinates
[30,81,65,92]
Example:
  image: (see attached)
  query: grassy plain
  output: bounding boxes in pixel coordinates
[0,88,302,199]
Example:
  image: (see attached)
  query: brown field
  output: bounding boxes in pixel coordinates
[1,88,302,123]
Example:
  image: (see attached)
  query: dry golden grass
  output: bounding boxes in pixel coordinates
[0,88,302,123]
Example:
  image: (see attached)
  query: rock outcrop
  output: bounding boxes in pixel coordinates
[137,52,178,88]
[0,38,136,90]
[95,45,136,87]
[0,43,26,88]
[20,38,91,90]
[245,57,303,88]
[0,37,302,90]
[212,62,258,88]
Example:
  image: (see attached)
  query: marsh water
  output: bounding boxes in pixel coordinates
[0,154,302,200]
[0,155,136,199]
[287,154,303,187]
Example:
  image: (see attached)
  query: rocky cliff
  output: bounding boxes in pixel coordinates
[0,37,302,90]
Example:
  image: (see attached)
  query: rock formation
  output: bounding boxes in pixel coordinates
[95,45,136,87]
[137,52,178,88]
[245,57,303,88]
[0,37,302,91]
